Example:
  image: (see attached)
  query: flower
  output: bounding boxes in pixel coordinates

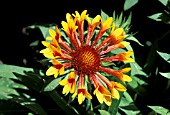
[40,10,134,106]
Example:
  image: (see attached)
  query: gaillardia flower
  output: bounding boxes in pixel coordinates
[40,10,134,106]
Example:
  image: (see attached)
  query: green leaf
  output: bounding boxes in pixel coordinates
[157,51,170,63]
[111,48,126,54]
[98,110,111,115]
[130,62,148,77]
[13,94,47,115]
[0,64,34,79]
[27,25,53,39]
[0,77,28,100]
[148,106,170,115]
[158,0,168,6]
[119,105,141,115]
[101,9,109,22]
[124,0,139,11]
[43,77,62,91]
[148,13,163,21]
[30,40,39,47]
[108,92,123,114]
[126,36,144,46]
[159,72,170,79]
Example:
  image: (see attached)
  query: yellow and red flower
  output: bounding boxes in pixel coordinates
[40,10,134,106]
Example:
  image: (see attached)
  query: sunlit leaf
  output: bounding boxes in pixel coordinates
[159,72,170,79]
[124,0,139,11]
[0,64,34,79]
[0,77,28,100]
[30,40,39,47]
[101,10,109,22]
[98,110,111,115]
[130,62,148,77]
[43,77,62,91]
[148,13,163,21]
[158,0,168,6]
[157,51,170,63]
[148,12,170,24]
[126,36,144,46]
[108,92,123,114]
[148,106,170,115]
[119,105,141,115]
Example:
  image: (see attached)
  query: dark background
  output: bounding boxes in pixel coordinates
[1,0,169,67]
[0,0,170,114]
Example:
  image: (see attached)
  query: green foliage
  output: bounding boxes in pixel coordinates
[123,0,139,11]
[148,106,170,115]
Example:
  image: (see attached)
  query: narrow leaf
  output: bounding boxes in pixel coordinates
[148,13,163,21]
[0,64,34,79]
[126,36,144,46]
[43,77,62,91]
[158,0,168,6]
[124,0,139,11]
[157,51,170,63]
[148,106,170,115]
[159,72,170,79]
[98,110,111,115]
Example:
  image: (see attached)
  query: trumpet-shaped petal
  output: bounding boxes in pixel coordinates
[59,72,76,94]
[93,85,112,106]
[72,87,92,104]
[102,50,134,62]
[109,81,127,99]
[101,17,113,31]
[46,59,65,78]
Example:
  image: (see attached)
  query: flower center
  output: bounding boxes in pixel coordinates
[71,46,100,74]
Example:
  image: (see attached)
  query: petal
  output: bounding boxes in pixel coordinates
[46,37,53,40]
[96,91,103,104]
[114,28,124,36]
[69,72,76,79]
[54,72,59,78]
[62,84,70,94]
[119,41,130,48]
[85,91,92,99]
[111,23,116,33]
[103,95,112,106]
[49,29,56,38]
[46,66,58,76]
[40,48,54,59]
[121,68,131,73]
[66,13,72,22]
[59,66,65,75]
[92,15,101,24]
[42,41,50,47]
[81,10,87,19]
[102,17,113,28]
[114,82,127,92]
[124,58,135,62]
[72,91,78,98]
[78,92,84,104]
[70,82,76,93]
[61,21,69,32]
[123,74,132,82]
[112,88,120,100]
[93,86,99,95]
[59,79,68,86]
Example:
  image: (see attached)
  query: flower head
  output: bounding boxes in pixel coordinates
[40,10,134,106]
